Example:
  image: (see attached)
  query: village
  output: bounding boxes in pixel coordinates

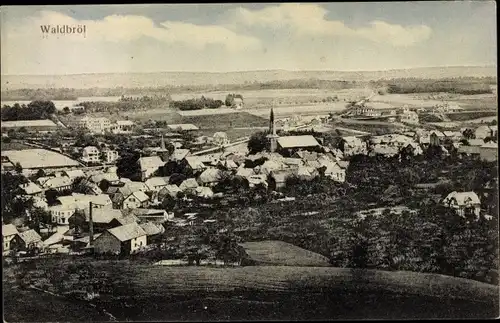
[1,93,498,269]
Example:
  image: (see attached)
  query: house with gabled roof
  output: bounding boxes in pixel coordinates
[277,135,320,152]
[122,191,151,209]
[18,181,43,197]
[140,222,165,244]
[138,156,165,181]
[443,191,481,219]
[197,168,222,187]
[112,182,149,208]
[170,148,190,162]
[145,177,170,192]
[63,169,86,181]
[179,178,199,193]
[158,184,182,200]
[195,186,214,198]
[181,156,207,175]
[11,229,43,251]
[93,222,147,255]
[217,159,239,170]
[41,176,73,192]
[341,136,368,156]
[2,224,19,253]
[68,208,124,233]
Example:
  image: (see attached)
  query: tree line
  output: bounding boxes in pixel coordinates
[170,96,224,111]
[1,101,57,121]
[384,79,493,95]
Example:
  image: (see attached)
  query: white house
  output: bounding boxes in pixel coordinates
[103,149,119,164]
[319,159,346,182]
[48,205,75,226]
[111,120,135,134]
[2,224,19,254]
[82,146,101,164]
[342,136,368,156]
[443,191,481,219]
[79,117,112,134]
[138,156,165,181]
[123,191,150,209]
[233,97,244,109]
[399,110,419,124]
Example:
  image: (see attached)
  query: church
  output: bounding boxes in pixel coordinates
[266,108,321,155]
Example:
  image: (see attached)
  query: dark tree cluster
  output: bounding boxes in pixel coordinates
[386,79,493,95]
[1,101,57,121]
[171,96,223,111]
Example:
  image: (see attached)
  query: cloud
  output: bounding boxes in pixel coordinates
[230,4,432,47]
[6,10,262,51]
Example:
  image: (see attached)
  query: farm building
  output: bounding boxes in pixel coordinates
[2,149,81,175]
[93,222,147,255]
[277,135,320,151]
[1,119,58,132]
[10,229,43,252]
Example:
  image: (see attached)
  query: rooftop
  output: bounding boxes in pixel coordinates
[278,135,320,149]
[140,222,165,236]
[18,229,42,244]
[167,124,200,131]
[107,222,147,242]
[1,119,58,128]
[2,224,19,237]
[2,149,80,169]
[139,156,165,170]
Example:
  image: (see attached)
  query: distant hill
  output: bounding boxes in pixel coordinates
[1,66,496,90]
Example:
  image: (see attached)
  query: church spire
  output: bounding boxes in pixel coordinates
[269,108,275,135]
[267,104,279,153]
[160,133,166,150]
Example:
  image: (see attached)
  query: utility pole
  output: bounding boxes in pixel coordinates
[89,201,94,248]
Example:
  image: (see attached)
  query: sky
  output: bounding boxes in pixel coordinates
[0,2,496,75]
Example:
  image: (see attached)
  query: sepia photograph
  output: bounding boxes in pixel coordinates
[1,2,498,321]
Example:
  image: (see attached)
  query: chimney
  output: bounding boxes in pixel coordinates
[89,201,94,247]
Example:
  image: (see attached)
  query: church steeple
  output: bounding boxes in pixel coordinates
[269,108,276,135]
[160,134,166,151]
[267,105,279,153]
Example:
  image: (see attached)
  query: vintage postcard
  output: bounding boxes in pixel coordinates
[1,2,498,321]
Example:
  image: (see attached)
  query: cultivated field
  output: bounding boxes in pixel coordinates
[240,240,331,266]
[172,88,373,111]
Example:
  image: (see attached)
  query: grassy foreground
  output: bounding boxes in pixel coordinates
[4,257,499,321]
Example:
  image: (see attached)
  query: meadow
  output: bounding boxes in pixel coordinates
[4,257,498,321]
